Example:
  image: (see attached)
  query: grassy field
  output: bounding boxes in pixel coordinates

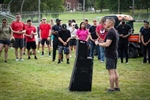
[0,48,150,100]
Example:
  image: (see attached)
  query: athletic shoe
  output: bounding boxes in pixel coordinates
[4,60,7,63]
[16,59,19,61]
[114,88,120,91]
[126,62,129,64]
[69,55,72,57]
[67,61,70,64]
[34,56,37,59]
[107,89,115,92]
[28,56,30,59]
[41,55,44,57]
[20,58,24,61]
[58,61,61,64]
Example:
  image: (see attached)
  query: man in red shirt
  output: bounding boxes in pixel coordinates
[96,18,107,62]
[24,19,37,60]
[11,13,26,61]
[40,18,51,57]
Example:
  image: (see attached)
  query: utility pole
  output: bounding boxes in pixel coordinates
[38,0,41,24]
[132,0,135,18]
[83,0,85,20]
[118,0,120,14]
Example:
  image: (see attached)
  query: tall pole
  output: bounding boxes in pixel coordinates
[38,0,41,24]
[118,0,120,14]
[132,0,134,18]
[83,0,85,20]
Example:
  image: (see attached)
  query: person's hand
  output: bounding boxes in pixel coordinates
[63,42,67,46]
[47,37,50,41]
[119,34,123,37]
[95,40,99,45]
[143,42,147,46]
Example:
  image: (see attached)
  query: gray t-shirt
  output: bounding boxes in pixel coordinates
[0,25,11,40]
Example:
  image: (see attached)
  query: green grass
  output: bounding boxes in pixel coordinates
[0,48,150,100]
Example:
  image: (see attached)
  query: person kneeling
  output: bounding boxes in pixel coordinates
[58,24,71,64]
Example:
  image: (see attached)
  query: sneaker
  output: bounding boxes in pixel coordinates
[114,88,120,91]
[52,59,55,62]
[28,56,30,59]
[41,55,44,57]
[16,59,19,61]
[48,55,51,57]
[107,89,115,92]
[61,59,63,62]
[67,61,70,64]
[4,60,7,63]
[37,51,40,53]
[69,55,72,57]
[58,61,61,64]
[126,62,129,64]
[23,53,25,55]
[101,61,104,63]
[20,58,24,61]
[34,56,37,59]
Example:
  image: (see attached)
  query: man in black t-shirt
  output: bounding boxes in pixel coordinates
[141,21,150,64]
[95,18,120,92]
[58,24,71,64]
[116,18,132,64]
[51,19,62,61]
[89,19,98,58]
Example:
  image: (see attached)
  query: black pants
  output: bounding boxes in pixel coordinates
[142,43,150,63]
[52,38,63,61]
[119,41,129,63]
[52,38,58,61]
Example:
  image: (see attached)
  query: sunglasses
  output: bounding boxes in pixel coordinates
[93,21,97,22]
[3,22,6,23]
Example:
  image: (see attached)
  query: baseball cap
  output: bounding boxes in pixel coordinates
[144,20,149,24]
[61,24,67,29]
[85,19,88,21]
[56,18,61,22]
[42,17,46,20]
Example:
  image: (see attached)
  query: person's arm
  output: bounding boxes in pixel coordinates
[141,35,147,46]
[95,39,112,47]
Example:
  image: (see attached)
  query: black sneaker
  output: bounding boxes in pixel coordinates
[107,89,115,92]
[114,88,120,91]
[28,56,30,59]
[67,61,70,64]
[4,60,7,63]
[34,56,37,59]
[58,61,61,64]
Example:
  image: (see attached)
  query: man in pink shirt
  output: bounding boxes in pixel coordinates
[25,19,37,60]
[11,13,26,61]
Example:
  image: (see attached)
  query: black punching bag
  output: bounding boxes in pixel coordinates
[69,40,93,91]
[0,0,4,4]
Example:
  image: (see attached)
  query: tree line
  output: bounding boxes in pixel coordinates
[3,0,150,13]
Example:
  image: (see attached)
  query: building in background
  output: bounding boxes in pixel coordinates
[64,0,82,11]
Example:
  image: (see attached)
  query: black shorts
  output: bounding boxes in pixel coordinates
[23,38,27,47]
[27,41,36,50]
[14,38,24,48]
[41,38,50,45]
[69,39,76,46]
[106,58,117,69]
[0,39,10,45]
